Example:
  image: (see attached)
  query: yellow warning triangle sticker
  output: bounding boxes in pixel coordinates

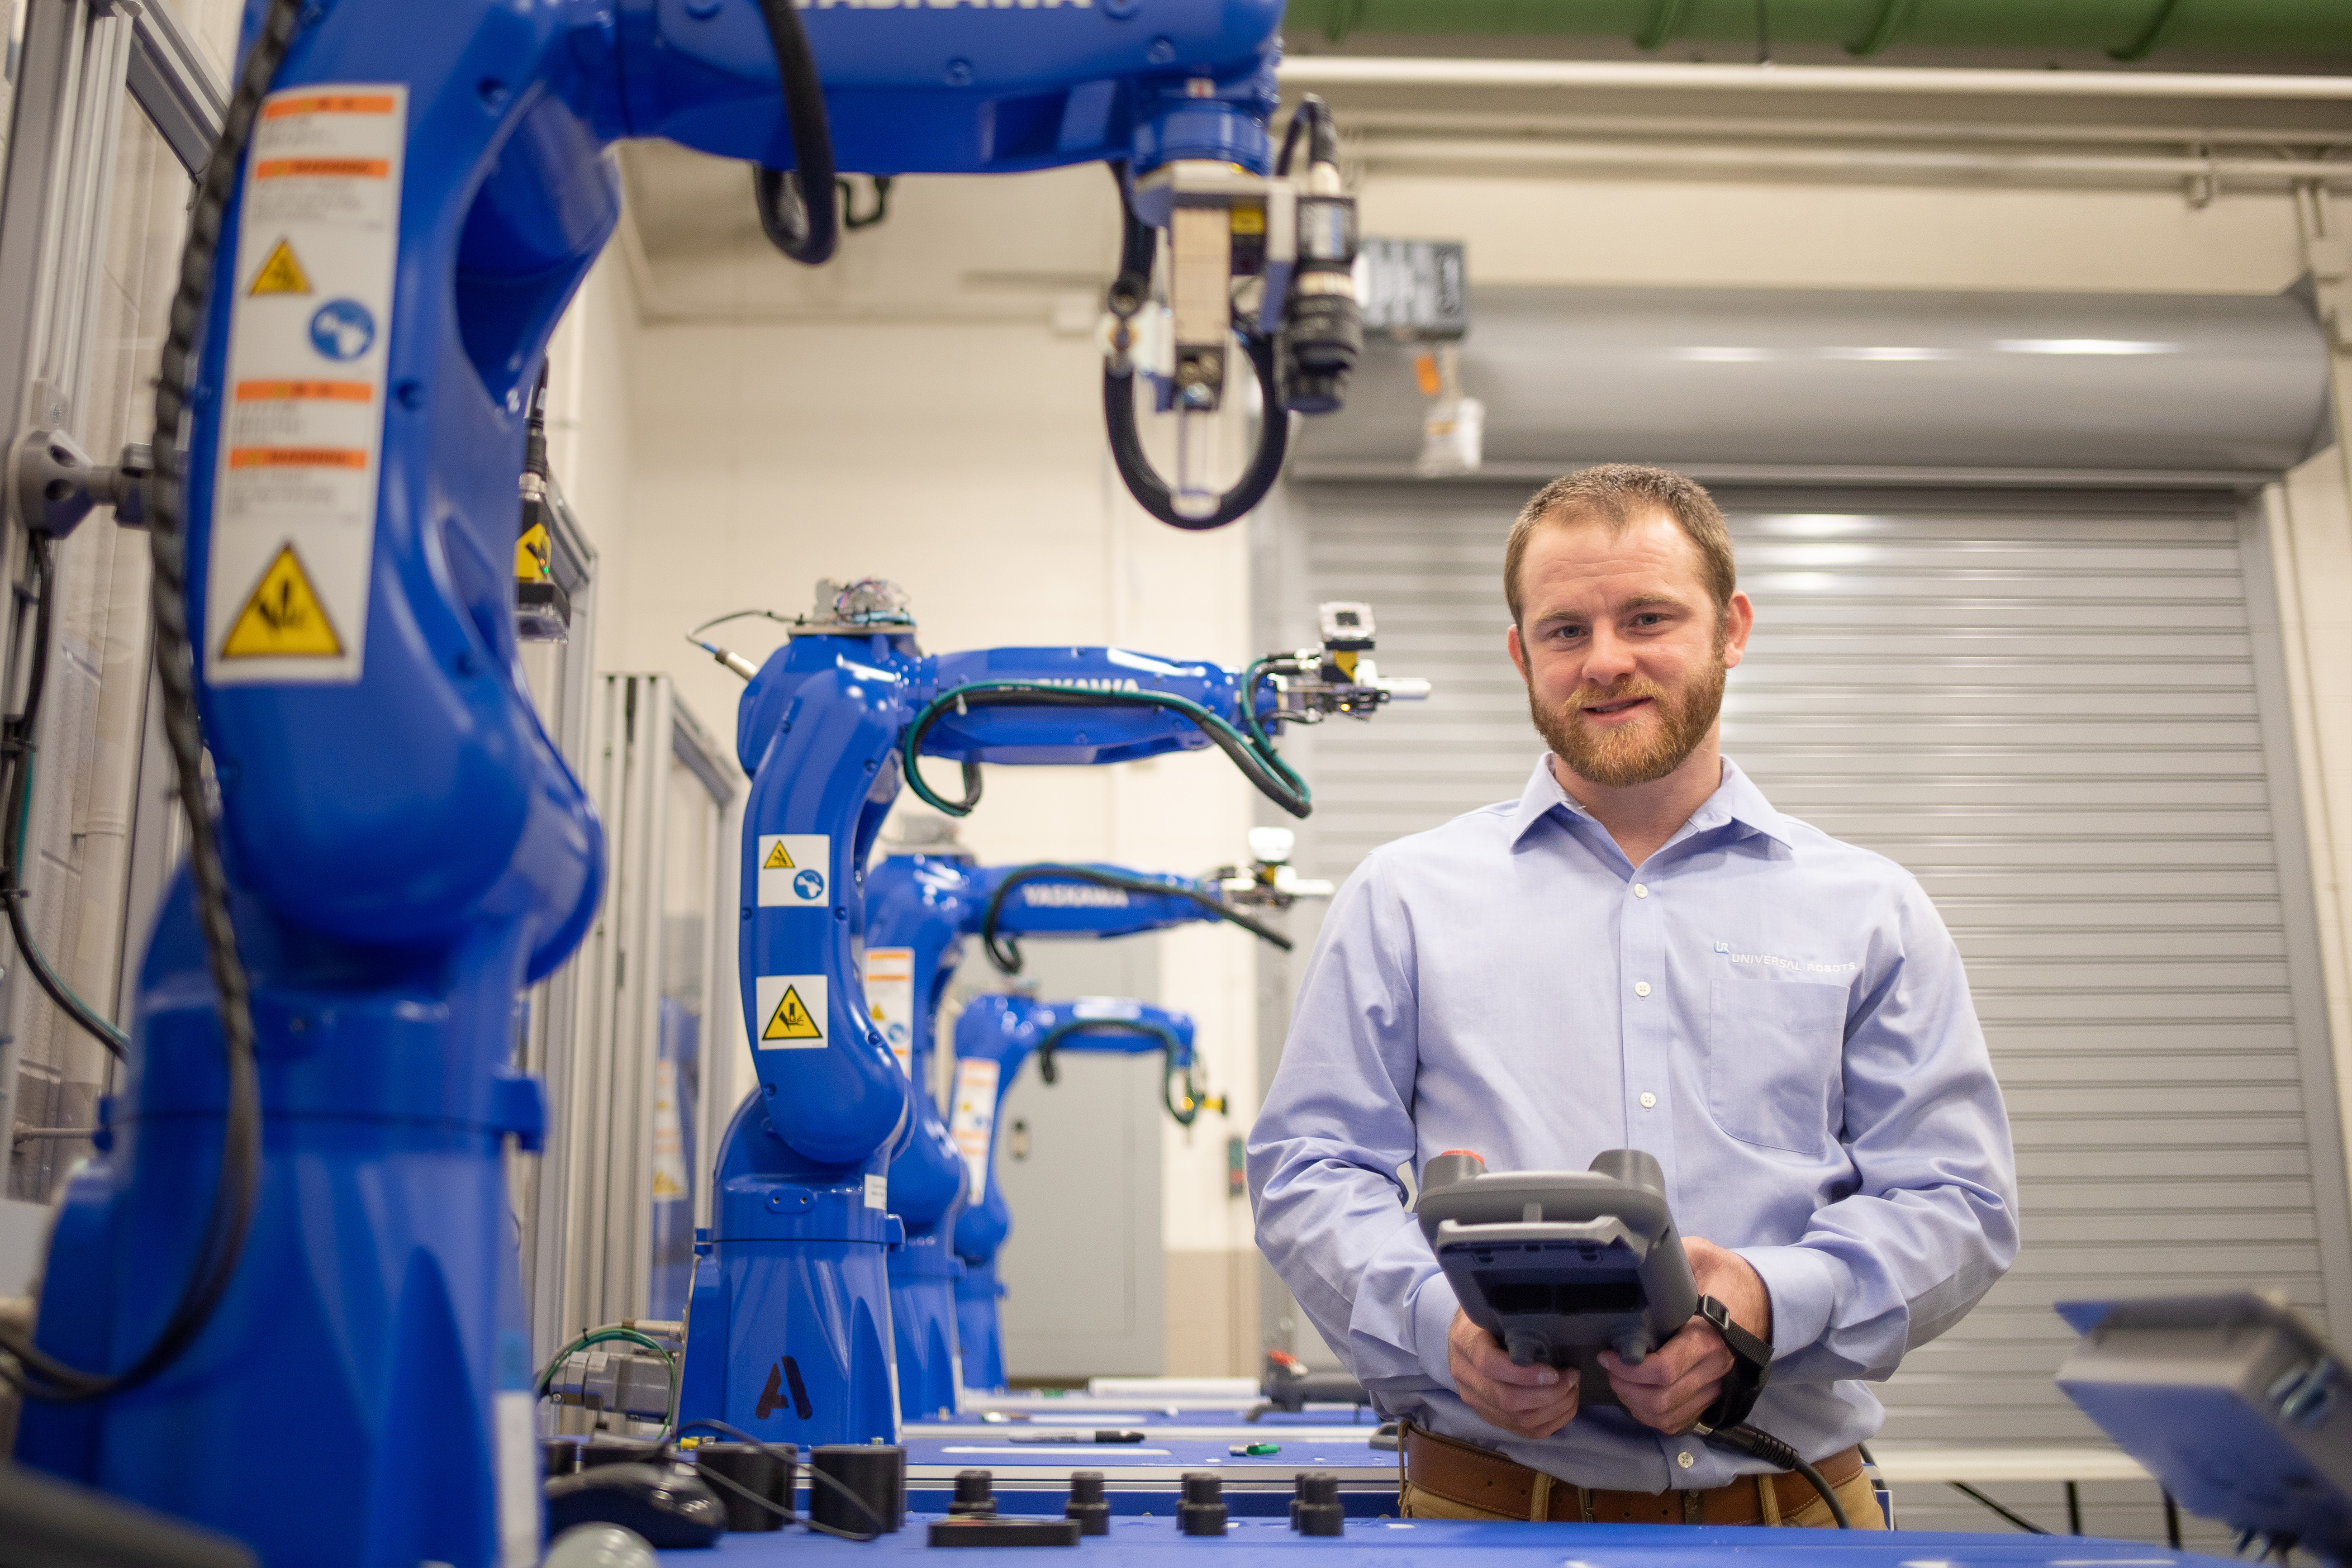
[248,238,311,297]
[514,521,551,582]
[220,544,343,659]
[763,842,795,870]
[763,985,822,1041]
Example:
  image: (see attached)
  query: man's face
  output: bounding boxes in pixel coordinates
[1506,511,1754,790]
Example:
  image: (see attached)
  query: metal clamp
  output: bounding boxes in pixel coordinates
[13,428,150,535]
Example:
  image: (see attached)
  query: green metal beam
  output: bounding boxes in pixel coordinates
[1277,1,2352,62]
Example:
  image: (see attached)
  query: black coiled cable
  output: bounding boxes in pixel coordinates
[1701,1423,1851,1528]
[1099,163,1289,532]
[978,863,1290,975]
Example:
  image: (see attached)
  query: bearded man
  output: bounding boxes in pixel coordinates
[1248,464,2017,1530]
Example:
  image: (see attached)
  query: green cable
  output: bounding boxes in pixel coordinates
[536,1326,679,1440]
[900,679,1309,820]
[1238,659,1309,800]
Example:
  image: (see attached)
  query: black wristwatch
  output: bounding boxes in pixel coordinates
[1694,1293,1773,1429]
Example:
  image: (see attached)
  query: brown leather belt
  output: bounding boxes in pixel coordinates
[1402,1419,1864,1525]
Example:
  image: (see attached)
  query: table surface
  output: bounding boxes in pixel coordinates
[655,1516,2228,1565]
[916,1405,2152,1486]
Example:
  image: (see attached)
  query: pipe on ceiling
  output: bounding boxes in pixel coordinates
[1285,0,2350,63]
[1279,55,2352,100]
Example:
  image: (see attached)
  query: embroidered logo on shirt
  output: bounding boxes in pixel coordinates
[1714,942,1858,974]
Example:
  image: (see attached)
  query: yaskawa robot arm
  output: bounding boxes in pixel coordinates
[677,580,1421,1449]
[11,3,1375,1561]
[865,839,1315,1416]
[947,993,1203,1393]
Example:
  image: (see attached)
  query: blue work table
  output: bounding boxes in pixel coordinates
[658,1516,2233,1565]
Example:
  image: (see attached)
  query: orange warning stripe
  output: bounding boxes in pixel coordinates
[228,447,368,470]
[235,380,373,403]
[255,157,390,180]
[263,93,397,119]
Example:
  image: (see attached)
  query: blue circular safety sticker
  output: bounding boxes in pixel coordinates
[308,299,375,361]
[794,868,825,901]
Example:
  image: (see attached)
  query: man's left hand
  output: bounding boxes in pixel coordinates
[1598,1238,1772,1434]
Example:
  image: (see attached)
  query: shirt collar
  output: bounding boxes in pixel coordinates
[1507,754,1795,852]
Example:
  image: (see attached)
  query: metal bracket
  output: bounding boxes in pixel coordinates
[13,427,150,535]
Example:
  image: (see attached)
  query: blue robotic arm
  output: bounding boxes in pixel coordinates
[946,993,1198,1393]
[676,580,1417,1443]
[864,849,1272,1416]
[14,1,1370,1560]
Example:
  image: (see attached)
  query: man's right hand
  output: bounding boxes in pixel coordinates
[1447,1310,1579,1439]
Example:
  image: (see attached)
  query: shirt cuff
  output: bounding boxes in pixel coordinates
[1735,1245,1844,1359]
[1408,1270,1463,1393]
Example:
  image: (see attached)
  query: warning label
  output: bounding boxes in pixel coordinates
[248,238,311,296]
[864,946,916,1079]
[948,1057,1002,1204]
[756,834,830,907]
[755,974,827,1050]
[219,544,343,658]
[515,520,551,581]
[209,84,407,687]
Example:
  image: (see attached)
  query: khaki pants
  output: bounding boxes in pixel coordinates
[1401,1466,1886,1530]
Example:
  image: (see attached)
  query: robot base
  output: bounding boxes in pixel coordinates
[888,1233,965,1420]
[954,1257,1008,1395]
[15,884,546,1568]
[677,1175,903,1447]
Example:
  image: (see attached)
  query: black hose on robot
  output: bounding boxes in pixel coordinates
[750,0,839,266]
[1099,163,1291,532]
[977,863,1292,975]
[0,0,308,1404]
[1031,1017,1207,1128]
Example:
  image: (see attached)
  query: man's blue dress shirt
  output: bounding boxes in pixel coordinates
[1248,755,2018,1492]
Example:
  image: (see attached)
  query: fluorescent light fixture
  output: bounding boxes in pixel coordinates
[1818,346,1958,361]
[1674,346,1775,362]
[1757,571,1840,593]
[1995,338,2179,356]
[1753,515,1876,537]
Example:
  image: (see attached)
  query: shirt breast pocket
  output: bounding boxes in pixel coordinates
[1705,977,1848,1158]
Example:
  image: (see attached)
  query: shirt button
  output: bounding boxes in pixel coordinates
[1634,884,1648,898]
[1677,1450,1694,1470]
[1634,982,1651,997]
[1640,1093,1657,1109]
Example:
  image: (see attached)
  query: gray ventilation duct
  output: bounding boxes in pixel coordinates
[1291,282,2335,485]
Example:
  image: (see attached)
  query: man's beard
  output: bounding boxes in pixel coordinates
[1529,656,1728,789]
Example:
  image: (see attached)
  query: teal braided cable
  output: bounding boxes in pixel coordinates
[1237,659,1309,802]
[900,681,1309,818]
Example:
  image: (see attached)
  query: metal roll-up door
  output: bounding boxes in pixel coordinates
[1273,481,2352,1477]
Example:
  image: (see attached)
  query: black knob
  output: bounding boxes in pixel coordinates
[1065,1469,1111,1536]
[1294,1471,1344,1536]
[950,1468,997,1518]
[1178,1471,1227,1536]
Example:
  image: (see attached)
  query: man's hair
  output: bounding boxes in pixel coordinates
[1504,464,1736,627]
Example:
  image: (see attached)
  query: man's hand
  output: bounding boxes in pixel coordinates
[1448,1309,1579,1439]
[1600,1239,1772,1434]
